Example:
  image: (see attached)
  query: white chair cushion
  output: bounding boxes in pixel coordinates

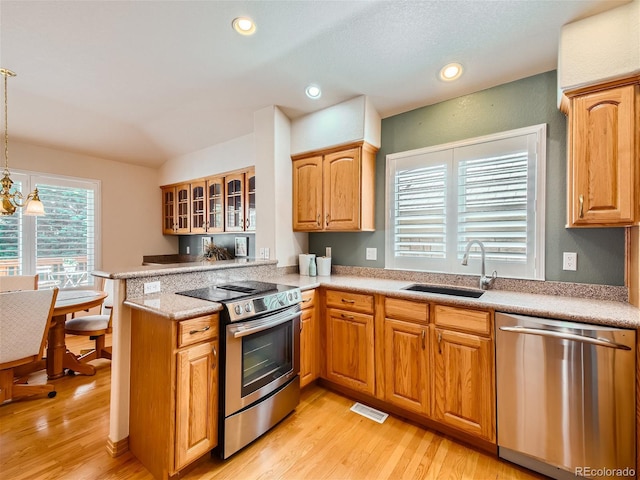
[65,315,110,332]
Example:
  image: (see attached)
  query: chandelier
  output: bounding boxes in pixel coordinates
[0,68,45,216]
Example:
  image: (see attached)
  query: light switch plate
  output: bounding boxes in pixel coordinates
[366,248,377,261]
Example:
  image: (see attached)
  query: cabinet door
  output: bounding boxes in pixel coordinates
[175,184,191,234]
[432,327,495,442]
[175,340,218,470]
[225,173,245,232]
[206,176,225,232]
[162,186,177,234]
[569,84,637,226]
[244,168,256,232]
[299,294,318,388]
[325,307,375,395]
[323,147,361,230]
[190,181,207,234]
[292,156,323,231]
[384,318,429,415]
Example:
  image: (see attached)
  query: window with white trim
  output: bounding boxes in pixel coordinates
[0,171,101,289]
[385,124,546,280]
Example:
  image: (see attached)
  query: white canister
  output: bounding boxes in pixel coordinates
[298,254,316,276]
[316,256,331,276]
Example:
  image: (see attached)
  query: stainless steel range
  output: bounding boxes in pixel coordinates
[177,280,302,459]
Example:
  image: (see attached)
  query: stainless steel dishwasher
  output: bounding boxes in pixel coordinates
[495,312,636,480]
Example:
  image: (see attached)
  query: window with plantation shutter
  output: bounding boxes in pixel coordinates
[0,171,100,289]
[386,124,545,280]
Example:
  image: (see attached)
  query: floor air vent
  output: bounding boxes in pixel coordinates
[350,402,389,424]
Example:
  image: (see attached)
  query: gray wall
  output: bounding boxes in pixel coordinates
[310,71,625,286]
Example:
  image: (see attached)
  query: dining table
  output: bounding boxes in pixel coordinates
[46,289,107,379]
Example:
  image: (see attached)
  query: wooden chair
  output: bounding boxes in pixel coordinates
[0,288,59,403]
[0,274,38,292]
[65,279,113,365]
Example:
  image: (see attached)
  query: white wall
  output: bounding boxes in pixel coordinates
[254,106,307,267]
[559,0,640,91]
[8,141,173,270]
[290,95,381,155]
[158,133,255,185]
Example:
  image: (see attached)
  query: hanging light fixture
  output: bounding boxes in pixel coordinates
[0,68,45,216]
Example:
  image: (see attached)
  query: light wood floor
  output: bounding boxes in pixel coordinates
[0,334,545,480]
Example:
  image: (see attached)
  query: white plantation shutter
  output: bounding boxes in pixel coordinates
[386,125,545,280]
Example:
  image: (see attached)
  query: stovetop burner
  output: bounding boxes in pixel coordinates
[176,281,301,322]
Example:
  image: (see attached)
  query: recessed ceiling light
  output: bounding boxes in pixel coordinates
[440,62,463,81]
[305,84,321,99]
[232,17,256,35]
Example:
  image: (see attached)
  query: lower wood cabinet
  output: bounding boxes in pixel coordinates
[384,318,430,415]
[299,289,319,388]
[130,311,219,480]
[432,305,495,443]
[324,290,375,396]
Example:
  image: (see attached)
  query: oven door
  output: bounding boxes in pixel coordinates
[225,306,301,416]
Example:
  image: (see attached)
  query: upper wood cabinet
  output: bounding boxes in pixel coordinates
[292,142,377,232]
[161,167,254,235]
[225,173,245,232]
[567,82,639,227]
[162,183,190,234]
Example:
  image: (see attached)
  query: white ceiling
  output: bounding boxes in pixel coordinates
[0,0,629,168]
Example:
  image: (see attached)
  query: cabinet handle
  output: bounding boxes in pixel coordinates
[317,214,321,227]
[579,194,584,219]
[340,313,355,320]
[437,331,442,354]
[421,330,426,350]
[302,298,312,303]
[341,298,355,304]
[189,325,211,335]
[326,214,330,226]
[212,346,217,369]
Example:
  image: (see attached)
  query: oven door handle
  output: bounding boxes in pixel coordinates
[228,309,301,338]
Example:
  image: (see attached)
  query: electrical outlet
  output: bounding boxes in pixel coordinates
[144,281,161,294]
[326,247,332,258]
[186,246,190,254]
[366,248,377,261]
[264,247,270,259]
[563,252,577,271]
[259,248,265,259]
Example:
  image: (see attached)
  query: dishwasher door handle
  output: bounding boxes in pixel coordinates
[499,326,632,350]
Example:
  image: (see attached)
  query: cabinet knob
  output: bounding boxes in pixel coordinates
[579,194,584,219]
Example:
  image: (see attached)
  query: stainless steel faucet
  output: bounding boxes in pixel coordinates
[461,240,497,290]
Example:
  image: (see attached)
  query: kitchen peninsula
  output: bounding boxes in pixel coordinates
[94,259,640,475]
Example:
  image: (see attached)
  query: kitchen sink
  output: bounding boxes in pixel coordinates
[402,284,485,298]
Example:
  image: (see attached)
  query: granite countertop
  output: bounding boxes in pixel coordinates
[94,258,277,280]
[124,273,640,329]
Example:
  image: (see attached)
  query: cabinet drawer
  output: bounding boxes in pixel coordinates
[326,289,374,314]
[178,315,219,348]
[300,289,316,310]
[433,305,490,336]
[385,297,428,324]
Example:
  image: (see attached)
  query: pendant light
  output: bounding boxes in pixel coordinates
[0,68,45,216]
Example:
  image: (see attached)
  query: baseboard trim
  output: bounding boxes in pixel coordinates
[106,436,129,457]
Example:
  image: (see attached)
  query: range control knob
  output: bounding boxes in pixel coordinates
[287,293,293,301]
[245,302,253,312]
[234,304,243,315]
